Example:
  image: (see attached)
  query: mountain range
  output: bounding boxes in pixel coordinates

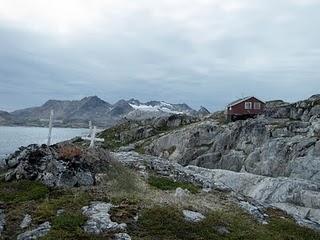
[0,96,210,127]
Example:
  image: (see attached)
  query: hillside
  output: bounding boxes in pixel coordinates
[0,111,11,125]
[1,142,319,239]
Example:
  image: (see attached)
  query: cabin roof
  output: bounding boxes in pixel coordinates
[227,96,265,107]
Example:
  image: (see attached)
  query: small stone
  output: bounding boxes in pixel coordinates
[114,233,132,240]
[214,225,230,236]
[17,221,51,240]
[182,210,205,223]
[82,202,127,235]
[175,187,190,201]
[20,214,32,229]
[56,209,65,216]
[239,201,268,224]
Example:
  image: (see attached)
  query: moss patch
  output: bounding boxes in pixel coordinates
[0,180,49,203]
[148,176,200,194]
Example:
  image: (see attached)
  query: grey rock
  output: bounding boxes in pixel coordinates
[114,233,132,240]
[3,144,111,187]
[174,187,190,202]
[142,117,320,183]
[182,210,205,222]
[20,214,32,229]
[82,202,127,235]
[56,209,65,216]
[214,225,230,236]
[17,222,51,240]
[239,201,268,224]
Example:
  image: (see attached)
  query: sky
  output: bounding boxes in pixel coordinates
[0,0,320,111]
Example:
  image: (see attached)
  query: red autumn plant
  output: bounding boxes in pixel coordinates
[58,145,83,160]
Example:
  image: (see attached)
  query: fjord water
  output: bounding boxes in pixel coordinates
[0,126,88,159]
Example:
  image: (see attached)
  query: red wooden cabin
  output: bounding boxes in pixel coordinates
[225,96,265,121]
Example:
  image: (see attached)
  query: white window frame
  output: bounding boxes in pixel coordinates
[244,102,252,110]
[254,102,261,110]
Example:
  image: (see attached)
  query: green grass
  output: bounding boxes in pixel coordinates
[148,176,200,194]
[34,190,91,222]
[0,180,49,203]
[131,206,320,240]
[42,212,106,240]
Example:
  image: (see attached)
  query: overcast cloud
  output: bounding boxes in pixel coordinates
[0,0,320,111]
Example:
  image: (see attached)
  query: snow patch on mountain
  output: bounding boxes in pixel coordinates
[129,101,184,114]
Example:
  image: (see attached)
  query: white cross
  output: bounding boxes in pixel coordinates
[82,124,104,148]
[88,120,93,137]
[47,110,54,146]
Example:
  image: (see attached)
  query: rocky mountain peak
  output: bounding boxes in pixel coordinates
[127,98,141,106]
[198,106,210,116]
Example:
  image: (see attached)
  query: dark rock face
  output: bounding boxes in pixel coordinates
[3,144,111,187]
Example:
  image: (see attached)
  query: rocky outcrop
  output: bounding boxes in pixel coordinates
[265,95,320,121]
[100,114,199,150]
[17,221,51,240]
[3,143,112,187]
[143,114,320,183]
[82,202,127,235]
[114,151,320,230]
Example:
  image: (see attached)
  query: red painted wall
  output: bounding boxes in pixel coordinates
[227,97,265,116]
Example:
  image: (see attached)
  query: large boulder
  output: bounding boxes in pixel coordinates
[3,144,112,187]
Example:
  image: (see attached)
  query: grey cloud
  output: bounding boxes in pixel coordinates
[0,0,320,111]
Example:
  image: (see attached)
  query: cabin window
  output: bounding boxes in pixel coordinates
[254,102,261,109]
[244,102,252,109]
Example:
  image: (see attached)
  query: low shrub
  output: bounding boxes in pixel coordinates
[58,145,82,160]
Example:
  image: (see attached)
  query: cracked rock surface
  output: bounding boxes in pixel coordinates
[82,202,127,235]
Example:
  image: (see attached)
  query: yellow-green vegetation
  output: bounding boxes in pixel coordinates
[0,179,49,203]
[148,176,200,194]
[131,206,320,240]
